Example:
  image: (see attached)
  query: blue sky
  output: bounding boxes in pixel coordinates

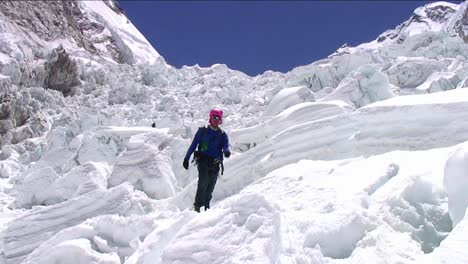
[120,1,433,76]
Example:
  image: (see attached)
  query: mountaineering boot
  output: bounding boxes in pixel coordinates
[194,206,201,213]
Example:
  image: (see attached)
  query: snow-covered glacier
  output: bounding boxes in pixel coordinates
[1,1,468,263]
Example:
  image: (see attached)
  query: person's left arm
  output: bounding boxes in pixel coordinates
[223,133,230,158]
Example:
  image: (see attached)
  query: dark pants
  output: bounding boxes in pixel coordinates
[194,158,220,209]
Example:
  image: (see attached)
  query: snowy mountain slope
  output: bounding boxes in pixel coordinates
[0,0,160,65]
[377,1,461,44]
[331,1,467,55]
[79,1,161,64]
[1,1,468,263]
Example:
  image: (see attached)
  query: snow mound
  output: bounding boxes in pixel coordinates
[444,142,468,227]
[416,72,459,93]
[71,126,158,166]
[109,142,177,199]
[320,64,395,108]
[107,77,152,105]
[303,212,368,259]
[23,238,120,264]
[2,184,133,264]
[11,167,61,208]
[161,194,280,264]
[23,214,160,264]
[230,101,352,151]
[12,162,110,209]
[262,86,315,117]
[386,57,446,89]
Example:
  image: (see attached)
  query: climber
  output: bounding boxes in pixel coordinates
[183,109,231,213]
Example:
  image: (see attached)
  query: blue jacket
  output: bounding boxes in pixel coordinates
[185,126,230,161]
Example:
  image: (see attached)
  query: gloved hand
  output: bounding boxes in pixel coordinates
[224,151,231,158]
[183,159,189,170]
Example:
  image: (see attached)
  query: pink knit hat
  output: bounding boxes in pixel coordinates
[209,109,223,125]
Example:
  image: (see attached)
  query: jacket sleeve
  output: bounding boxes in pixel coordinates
[185,128,201,161]
[223,133,230,153]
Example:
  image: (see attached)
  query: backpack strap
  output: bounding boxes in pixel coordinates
[218,129,225,150]
[200,126,208,140]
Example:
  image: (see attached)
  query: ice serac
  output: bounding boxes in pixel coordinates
[320,64,394,108]
[2,184,132,264]
[444,142,468,227]
[109,143,178,200]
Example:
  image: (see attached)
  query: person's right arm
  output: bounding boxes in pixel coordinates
[185,128,202,161]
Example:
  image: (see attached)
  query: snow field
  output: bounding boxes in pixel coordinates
[0,1,468,263]
[124,144,459,264]
[1,84,468,264]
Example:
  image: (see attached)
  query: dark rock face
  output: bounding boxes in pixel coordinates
[377,24,405,43]
[425,5,456,23]
[376,3,461,44]
[0,0,123,62]
[453,6,468,42]
[44,46,80,97]
[0,94,14,122]
[0,1,82,42]
[0,92,32,145]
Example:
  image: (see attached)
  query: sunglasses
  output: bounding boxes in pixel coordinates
[212,116,222,121]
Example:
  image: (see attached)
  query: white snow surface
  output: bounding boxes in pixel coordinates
[0,1,468,264]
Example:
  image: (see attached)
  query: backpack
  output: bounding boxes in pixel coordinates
[199,126,226,151]
[195,126,226,175]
